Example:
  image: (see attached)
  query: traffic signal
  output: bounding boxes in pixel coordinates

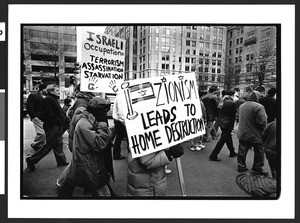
[74,62,80,75]
[70,75,75,85]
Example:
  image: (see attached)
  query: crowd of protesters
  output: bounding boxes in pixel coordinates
[25,82,277,198]
[195,85,277,176]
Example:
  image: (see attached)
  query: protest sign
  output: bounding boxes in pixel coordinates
[78,27,125,93]
[120,73,205,158]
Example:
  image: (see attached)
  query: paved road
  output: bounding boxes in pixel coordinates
[22,115,271,198]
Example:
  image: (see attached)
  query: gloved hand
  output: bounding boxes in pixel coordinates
[165,144,184,161]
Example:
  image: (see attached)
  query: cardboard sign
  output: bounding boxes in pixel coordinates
[120,73,205,158]
[78,27,125,93]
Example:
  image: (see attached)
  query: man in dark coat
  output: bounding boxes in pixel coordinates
[26,83,47,151]
[237,91,268,175]
[26,84,68,171]
[202,86,219,141]
[209,90,237,161]
[259,88,277,123]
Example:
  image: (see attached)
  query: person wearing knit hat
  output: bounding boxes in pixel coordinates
[26,83,47,151]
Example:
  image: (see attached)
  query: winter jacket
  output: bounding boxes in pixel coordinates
[202,93,219,122]
[216,96,237,130]
[68,107,86,152]
[259,96,277,123]
[127,150,170,196]
[40,94,65,127]
[68,112,112,189]
[26,91,45,119]
[237,101,267,143]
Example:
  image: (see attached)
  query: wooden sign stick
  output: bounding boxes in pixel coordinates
[175,157,187,196]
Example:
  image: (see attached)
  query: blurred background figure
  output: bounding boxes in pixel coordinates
[262,119,277,178]
[26,83,47,151]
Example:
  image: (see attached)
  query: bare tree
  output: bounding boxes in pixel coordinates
[192,52,213,91]
[224,60,236,90]
[250,46,276,88]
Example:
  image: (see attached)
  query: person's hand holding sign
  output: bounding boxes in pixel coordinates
[164,144,184,161]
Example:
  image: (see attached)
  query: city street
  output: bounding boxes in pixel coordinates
[22,115,272,198]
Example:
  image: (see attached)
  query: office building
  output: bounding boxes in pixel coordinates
[225,26,277,91]
[105,26,228,91]
[22,26,77,95]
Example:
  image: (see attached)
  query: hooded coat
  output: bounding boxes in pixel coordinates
[68,111,112,189]
[68,92,93,118]
[127,150,170,196]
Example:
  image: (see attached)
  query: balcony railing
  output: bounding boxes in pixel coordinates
[244,37,257,46]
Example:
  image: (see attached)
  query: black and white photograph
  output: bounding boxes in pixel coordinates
[3,4,296,221]
[21,24,279,199]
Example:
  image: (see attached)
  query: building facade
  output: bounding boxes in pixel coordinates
[23,26,78,97]
[225,26,277,91]
[106,26,228,91]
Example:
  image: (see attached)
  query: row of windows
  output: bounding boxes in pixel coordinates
[30,54,76,63]
[30,41,77,52]
[199,74,222,82]
[137,61,223,74]
[31,65,78,74]
[187,32,224,42]
[186,26,224,35]
[29,29,58,39]
[187,41,223,50]
[28,29,76,41]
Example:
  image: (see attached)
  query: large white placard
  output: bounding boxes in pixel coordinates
[121,73,205,158]
[78,27,125,93]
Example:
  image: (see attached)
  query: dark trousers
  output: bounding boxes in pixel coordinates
[27,124,67,165]
[210,127,235,158]
[113,120,127,158]
[237,140,265,171]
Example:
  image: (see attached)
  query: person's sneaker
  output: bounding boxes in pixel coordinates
[208,156,221,161]
[195,146,202,151]
[26,158,35,171]
[229,152,237,157]
[199,144,206,149]
[237,167,248,173]
[251,168,268,176]
[190,146,197,151]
